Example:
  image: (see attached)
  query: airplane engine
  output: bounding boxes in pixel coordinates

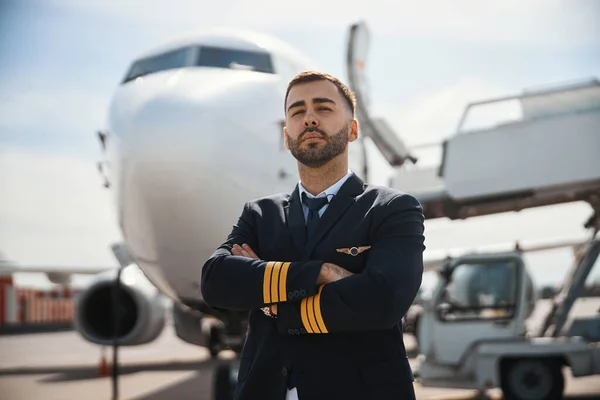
[73,265,166,346]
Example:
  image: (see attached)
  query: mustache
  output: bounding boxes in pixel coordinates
[299,127,327,140]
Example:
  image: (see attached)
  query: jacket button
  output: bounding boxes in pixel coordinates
[282,367,288,377]
[288,329,295,335]
[300,289,306,296]
[288,291,294,299]
[293,290,300,297]
[293,329,300,335]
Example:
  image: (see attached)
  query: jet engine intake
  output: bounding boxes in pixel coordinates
[73,267,165,346]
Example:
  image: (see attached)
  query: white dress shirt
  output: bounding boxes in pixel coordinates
[297,170,354,221]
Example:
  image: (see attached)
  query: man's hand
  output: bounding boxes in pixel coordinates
[317,263,354,285]
[232,243,259,259]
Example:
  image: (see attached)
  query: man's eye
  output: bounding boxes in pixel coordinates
[319,107,331,111]
[293,110,304,116]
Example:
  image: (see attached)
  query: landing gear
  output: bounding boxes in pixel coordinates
[500,358,564,400]
[209,325,222,358]
[199,309,247,359]
[212,360,239,400]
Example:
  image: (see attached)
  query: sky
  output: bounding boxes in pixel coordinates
[0,0,599,289]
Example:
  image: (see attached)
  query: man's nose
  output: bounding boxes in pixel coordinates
[304,116,319,127]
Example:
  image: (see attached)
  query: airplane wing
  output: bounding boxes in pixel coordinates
[0,242,132,275]
[0,255,113,283]
[0,263,113,275]
[0,262,113,285]
[346,21,417,169]
[1,245,123,285]
[422,236,589,273]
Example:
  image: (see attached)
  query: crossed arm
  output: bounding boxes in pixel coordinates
[229,243,352,316]
[200,194,424,334]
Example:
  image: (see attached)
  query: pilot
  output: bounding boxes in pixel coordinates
[201,71,425,400]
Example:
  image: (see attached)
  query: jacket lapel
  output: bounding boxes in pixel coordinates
[302,173,366,259]
[284,185,307,252]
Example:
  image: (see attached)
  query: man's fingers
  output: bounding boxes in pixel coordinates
[232,244,243,256]
[242,244,258,259]
[232,244,259,259]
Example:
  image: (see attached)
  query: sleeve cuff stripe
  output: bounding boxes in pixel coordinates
[307,296,321,333]
[314,285,328,333]
[270,262,282,303]
[263,262,274,304]
[278,262,290,302]
[300,298,313,333]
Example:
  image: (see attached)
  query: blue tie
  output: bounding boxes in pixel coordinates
[302,192,329,239]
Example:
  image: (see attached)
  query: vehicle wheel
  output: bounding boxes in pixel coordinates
[413,315,420,346]
[209,326,221,358]
[500,358,564,400]
[212,362,236,400]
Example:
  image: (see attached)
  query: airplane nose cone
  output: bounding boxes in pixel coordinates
[119,95,227,252]
[111,70,283,300]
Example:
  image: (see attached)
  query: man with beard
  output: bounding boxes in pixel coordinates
[201,71,425,400]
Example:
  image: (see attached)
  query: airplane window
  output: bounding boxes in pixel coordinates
[122,47,190,84]
[196,46,274,74]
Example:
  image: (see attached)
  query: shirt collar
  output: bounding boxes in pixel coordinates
[298,169,354,202]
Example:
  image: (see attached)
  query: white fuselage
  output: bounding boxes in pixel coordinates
[104,37,367,302]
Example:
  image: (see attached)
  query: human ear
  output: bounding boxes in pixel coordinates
[348,119,359,143]
[283,127,290,149]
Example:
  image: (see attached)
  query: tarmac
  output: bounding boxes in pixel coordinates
[0,299,599,400]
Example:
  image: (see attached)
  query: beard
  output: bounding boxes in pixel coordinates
[287,125,349,168]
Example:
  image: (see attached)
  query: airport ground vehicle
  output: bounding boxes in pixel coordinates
[413,232,600,400]
[382,40,600,398]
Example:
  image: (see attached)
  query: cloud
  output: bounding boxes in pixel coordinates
[46,0,600,48]
[0,146,121,271]
[0,88,109,152]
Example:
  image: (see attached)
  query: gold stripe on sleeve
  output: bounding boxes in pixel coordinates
[263,262,274,304]
[300,298,313,333]
[278,262,290,302]
[270,262,282,303]
[314,285,328,333]
[307,296,320,333]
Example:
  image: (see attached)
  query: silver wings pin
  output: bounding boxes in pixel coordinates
[336,246,371,256]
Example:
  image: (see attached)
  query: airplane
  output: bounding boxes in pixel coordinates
[3,21,417,356]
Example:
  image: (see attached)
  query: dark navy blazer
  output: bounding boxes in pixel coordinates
[201,173,425,400]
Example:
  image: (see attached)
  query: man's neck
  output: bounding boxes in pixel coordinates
[298,156,348,196]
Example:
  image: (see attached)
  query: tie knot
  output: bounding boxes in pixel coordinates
[302,192,329,211]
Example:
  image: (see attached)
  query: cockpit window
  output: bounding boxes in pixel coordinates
[120,45,275,85]
[196,46,274,74]
[122,47,190,84]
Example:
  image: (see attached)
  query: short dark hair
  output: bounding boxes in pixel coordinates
[284,71,356,117]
